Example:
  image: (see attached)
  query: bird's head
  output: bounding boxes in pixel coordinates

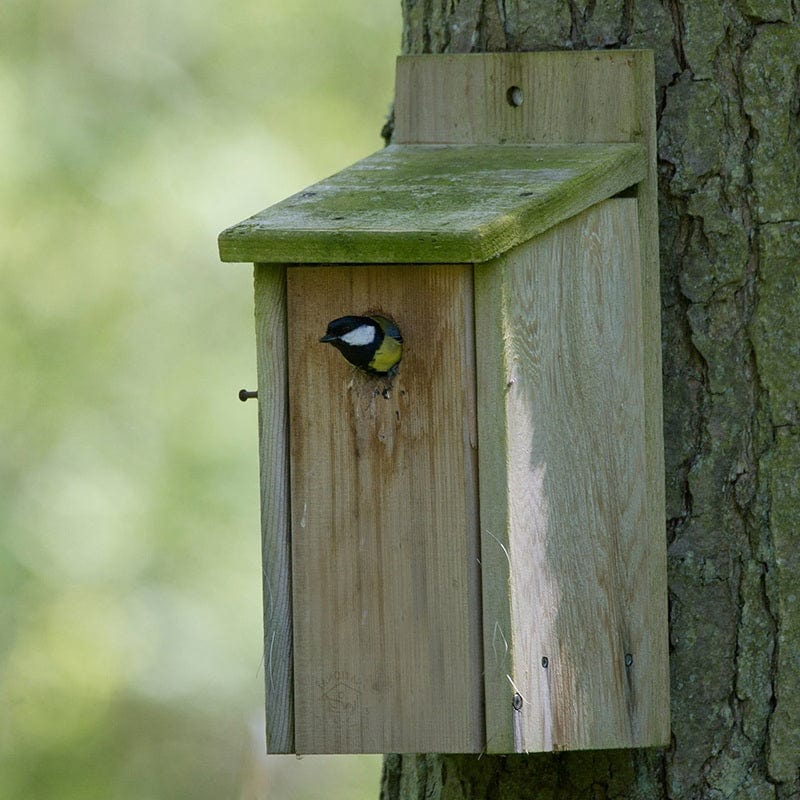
[320,314,403,377]
[320,316,380,348]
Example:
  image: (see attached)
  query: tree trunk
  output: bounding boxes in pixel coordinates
[381,3,800,799]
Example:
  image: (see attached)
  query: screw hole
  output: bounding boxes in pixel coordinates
[512,692,523,711]
[625,653,634,667]
[506,85,524,107]
[541,656,549,668]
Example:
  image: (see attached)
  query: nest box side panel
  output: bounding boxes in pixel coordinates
[286,265,483,754]
[476,198,669,752]
[253,264,294,753]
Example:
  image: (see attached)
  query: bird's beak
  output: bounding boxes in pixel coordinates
[320,334,336,343]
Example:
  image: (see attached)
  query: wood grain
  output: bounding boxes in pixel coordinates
[253,264,294,753]
[397,50,669,751]
[286,265,483,753]
[218,143,646,265]
[394,51,649,146]
[476,199,658,751]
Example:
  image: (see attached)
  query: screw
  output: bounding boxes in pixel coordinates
[239,389,258,402]
[625,653,634,668]
[512,693,523,711]
[506,85,524,107]
[541,656,549,668]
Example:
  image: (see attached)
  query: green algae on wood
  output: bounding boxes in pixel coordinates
[218,143,646,265]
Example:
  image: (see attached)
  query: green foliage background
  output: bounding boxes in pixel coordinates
[0,1,399,797]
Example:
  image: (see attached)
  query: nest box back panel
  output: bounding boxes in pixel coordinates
[285,264,483,754]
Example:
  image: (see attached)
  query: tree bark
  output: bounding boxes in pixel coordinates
[381,2,800,798]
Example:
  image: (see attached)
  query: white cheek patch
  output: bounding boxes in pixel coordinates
[340,324,376,346]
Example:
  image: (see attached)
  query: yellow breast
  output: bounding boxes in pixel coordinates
[369,335,402,373]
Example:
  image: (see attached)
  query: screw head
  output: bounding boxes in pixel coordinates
[506,85,524,107]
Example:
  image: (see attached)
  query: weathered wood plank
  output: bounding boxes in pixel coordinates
[477,199,661,751]
[253,264,294,753]
[218,143,646,265]
[286,265,483,753]
[394,51,649,146]
[626,66,670,745]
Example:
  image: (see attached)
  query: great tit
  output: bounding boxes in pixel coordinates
[320,314,403,376]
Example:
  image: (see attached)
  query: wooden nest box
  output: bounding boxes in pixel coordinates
[219,51,669,755]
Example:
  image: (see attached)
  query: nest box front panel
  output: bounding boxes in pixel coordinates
[285,264,483,754]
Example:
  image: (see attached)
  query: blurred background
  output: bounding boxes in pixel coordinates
[0,1,399,797]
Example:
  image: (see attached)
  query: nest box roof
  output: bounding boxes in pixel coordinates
[218,143,646,265]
